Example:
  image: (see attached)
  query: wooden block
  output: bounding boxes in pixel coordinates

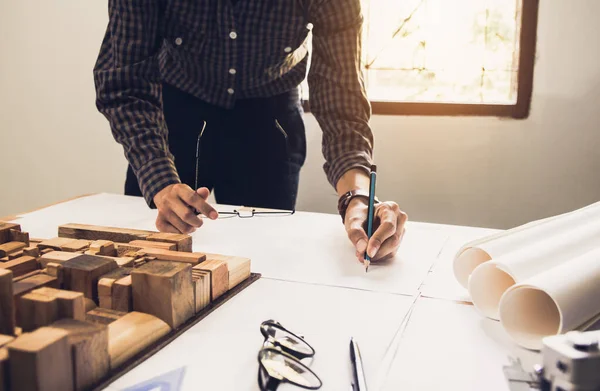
[61,239,91,252]
[129,240,177,251]
[86,308,125,325]
[33,287,85,321]
[13,269,42,282]
[9,229,29,246]
[0,256,37,278]
[50,319,109,391]
[108,312,171,369]
[137,248,206,265]
[22,246,40,258]
[114,243,144,257]
[17,292,59,331]
[89,240,116,256]
[29,238,43,245]
[7,250,24,260]
[194,260,228,301]
[131,261,194,329]
[59,223,155,243]
[0,223,20,245]
[193,270,211,313]
[134,258,147,268]
[97,268,131,309]
[13,274,58,298]
[84,298,97,313]
[38,237,76,251]
[147,232,192,252]
[0,258,7,263]
[7,327,73,391]
[39,251,79,267]
[45,262,64,287]
[62,255,118,301]
[0,270,14,335]
[40,248,54,255]
[0,348,8,391]
[0,336,13,348]
[112,276,132,312]
[0,242,26,258]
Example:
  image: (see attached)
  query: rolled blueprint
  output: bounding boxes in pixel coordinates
[498,248,600,350]
[453,201,600,288]
[467,217,600,319]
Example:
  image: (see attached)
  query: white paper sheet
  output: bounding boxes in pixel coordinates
[132,212,449,296]
[105,278,416,391]
[419,227,500,302]
[498,248,600,350]
[11,193,156,239]
[453,201,600,288]
[468,217,600,320]
[381,298,540,391]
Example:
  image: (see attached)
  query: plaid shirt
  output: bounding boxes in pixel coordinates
[93,0,373,207]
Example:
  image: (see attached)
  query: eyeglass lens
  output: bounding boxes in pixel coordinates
[259,350,321,388]
[263,324,314,356]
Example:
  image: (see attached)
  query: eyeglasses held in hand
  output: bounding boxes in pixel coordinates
[257,320,322,391]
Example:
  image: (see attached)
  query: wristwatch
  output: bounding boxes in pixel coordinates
[337,189,380,223]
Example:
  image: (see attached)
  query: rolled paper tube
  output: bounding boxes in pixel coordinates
[468,218,600,319]
[453,201,600,288]
[498,248,600,350]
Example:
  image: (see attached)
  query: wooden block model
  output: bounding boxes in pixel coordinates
[0,223,20,245]
[0,256,37,278]
[89,240,116,256]
[50,319,109,391]
[192,269,211,313]
[129,240,177,251]
[86,308,126,325]
[17,292,59,332]
[0,221,252,390]
[0,270,14,335]
[61,255,118,302]
[108,312,171,369]
[131,261,194,329]
[8,230,29,247]
[7,327,74,391]
[98,268,131,310]
[0,243,26,259]
[193,260,229,301]
[137,248,206,265]
[38,251,79,268]
[38,237,77,251]
[0,347,8,391]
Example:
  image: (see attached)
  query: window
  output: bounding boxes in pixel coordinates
[302,0,539,118]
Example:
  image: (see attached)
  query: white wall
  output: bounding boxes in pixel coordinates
[1,0,599,229]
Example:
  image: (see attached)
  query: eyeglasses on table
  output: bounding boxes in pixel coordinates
[257,319,322,391]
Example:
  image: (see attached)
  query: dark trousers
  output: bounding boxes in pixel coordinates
[125,83,307,211]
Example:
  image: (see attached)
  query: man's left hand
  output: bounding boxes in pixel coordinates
[344,198,408,263]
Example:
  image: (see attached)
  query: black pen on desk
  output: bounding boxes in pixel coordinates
[350,337,368,391]
[364,165,377,272]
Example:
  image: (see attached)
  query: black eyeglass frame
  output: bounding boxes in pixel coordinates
[257,320,322,391]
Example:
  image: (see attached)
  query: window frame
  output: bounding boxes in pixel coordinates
[303,0,539,119]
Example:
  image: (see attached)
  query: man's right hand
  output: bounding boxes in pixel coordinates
[153,184,219,234]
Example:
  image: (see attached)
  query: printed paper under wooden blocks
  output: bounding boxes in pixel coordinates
[50,319,109,391]
[131,261,194,329]
[6,327,74,391]
[61,255,118,302]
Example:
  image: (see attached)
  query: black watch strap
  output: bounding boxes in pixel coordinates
[337,190,380,223]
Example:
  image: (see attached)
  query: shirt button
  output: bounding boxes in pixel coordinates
[306,23,314,30]
[229,68,237,75]
[284,46,292,53]
[227,88,235,95]
[229,31,238,40]
[175,37,183,46]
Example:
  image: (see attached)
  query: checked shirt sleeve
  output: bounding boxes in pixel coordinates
[93,0,180,207]
[308,0,374,190]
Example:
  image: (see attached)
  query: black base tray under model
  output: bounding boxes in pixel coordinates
[91,272,262,391]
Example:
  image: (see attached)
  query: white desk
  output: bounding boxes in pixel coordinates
[10,193,541,391]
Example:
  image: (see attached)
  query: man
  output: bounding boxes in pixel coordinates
[93,0,407,263]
